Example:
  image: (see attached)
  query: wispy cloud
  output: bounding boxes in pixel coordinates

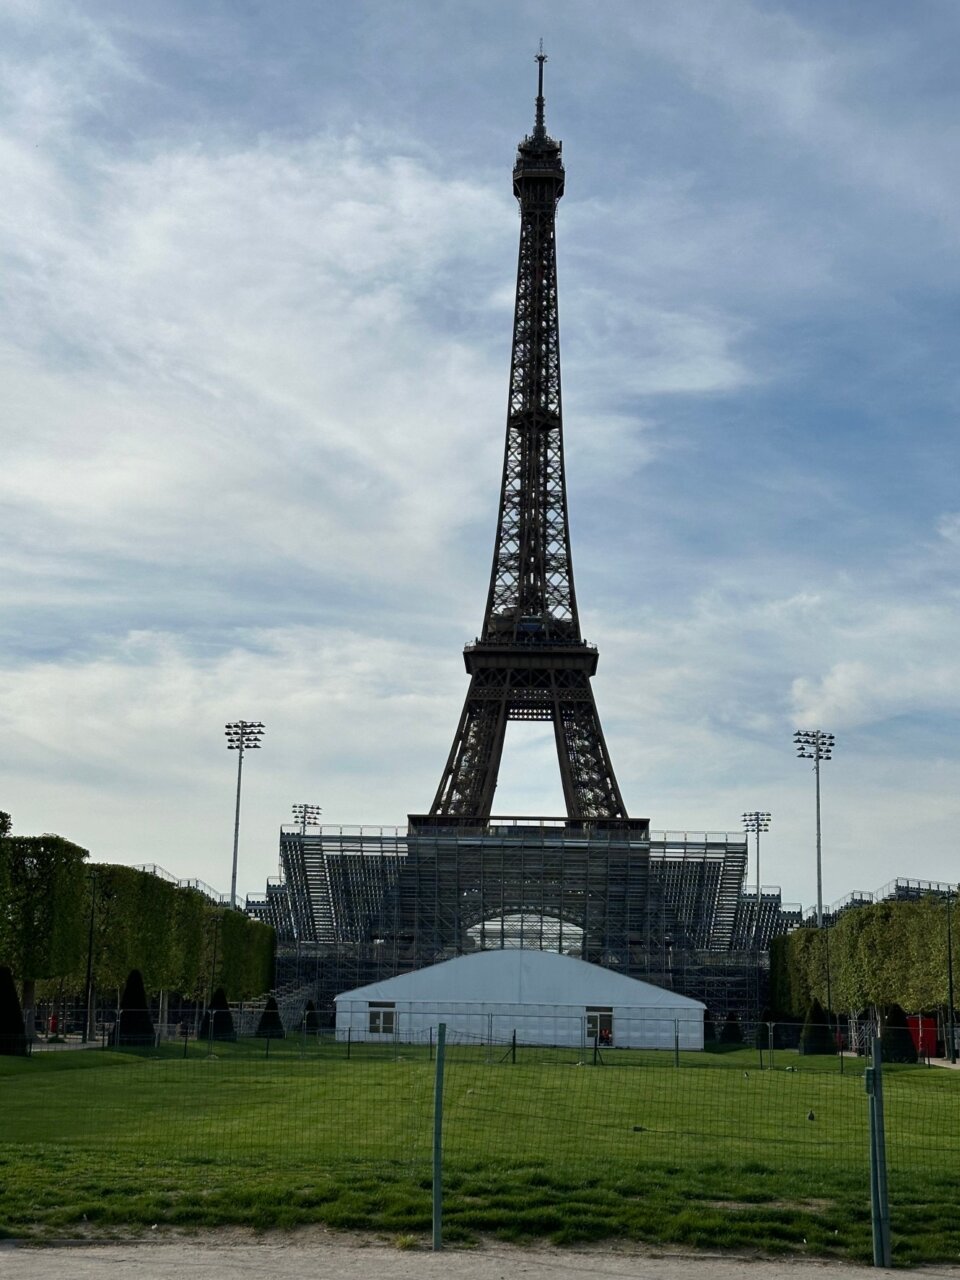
[2,1,960,909]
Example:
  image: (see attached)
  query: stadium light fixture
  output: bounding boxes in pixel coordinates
[948,883,957,1066]
[794,729,834,928]
[292,803,322,835]
[225,720,265,909]
[742,811,771,947]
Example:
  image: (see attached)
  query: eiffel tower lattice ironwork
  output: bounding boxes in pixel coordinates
[430,53,628,825]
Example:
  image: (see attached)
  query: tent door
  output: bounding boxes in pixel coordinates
[586,1007,613,1047]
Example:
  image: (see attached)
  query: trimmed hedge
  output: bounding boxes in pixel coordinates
[1,849,274,1002]
[770,895,960,1018]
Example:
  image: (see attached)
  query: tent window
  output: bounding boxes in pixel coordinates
[368,1002,396,1034]
[586,1007,613,1046]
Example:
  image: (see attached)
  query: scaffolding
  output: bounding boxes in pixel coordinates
[260,818,804,1019]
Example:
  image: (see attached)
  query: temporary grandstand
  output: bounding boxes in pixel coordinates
[812,877,956,926]
[244,818,803,1017]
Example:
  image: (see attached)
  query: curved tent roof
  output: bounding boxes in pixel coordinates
[335,948,705,1009]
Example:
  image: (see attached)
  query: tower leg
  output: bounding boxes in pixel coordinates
[554,684,626,819]
[430,689,508,820]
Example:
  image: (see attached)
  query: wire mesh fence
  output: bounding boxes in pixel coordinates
[2,1014,959,1263]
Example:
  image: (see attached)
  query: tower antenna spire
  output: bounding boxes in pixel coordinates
[534,40,547,137]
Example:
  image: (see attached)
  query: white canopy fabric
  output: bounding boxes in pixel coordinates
[334,948,705,1010]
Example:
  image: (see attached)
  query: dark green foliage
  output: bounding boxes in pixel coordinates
[303,1000,320,1032]
[117,969,154,1046]
[255,995,285,1039]
[199,987,236,1041]
[0,835,88,981]
[702,1014,716,1042]
[768,935,798,1018]
[0,965,26,1056]
[769,897,960,1018]
[0,811,11,838]
[800,999,835,1055]
[218,908,275,1000]
[44,864,274,1001]
[880,1003,917,1064]
[719,1012,743,1044]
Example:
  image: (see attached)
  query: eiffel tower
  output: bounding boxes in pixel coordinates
[269,55,753,1010]
[429,52,628,825]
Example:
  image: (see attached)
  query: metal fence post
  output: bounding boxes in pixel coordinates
[674,1019,680,1068]
[432,1022,446,1251]
[865,1035,892,1267]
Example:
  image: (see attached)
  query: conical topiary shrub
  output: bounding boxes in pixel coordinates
[117,969,155,1046]
[303,999,320,1033]
[880,1003,918,1064]
[0,966,27,1056]
[199,987,236,1041]
[255,995,285,1039]
[719,1011,743,1045]
[800,998,836,1055]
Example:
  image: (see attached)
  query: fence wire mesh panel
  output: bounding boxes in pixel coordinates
[882,1070,960,1263]
[2,1016,959,1264]
[0,1020,436,1236]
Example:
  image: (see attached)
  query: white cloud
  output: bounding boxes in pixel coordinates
[3,1,960,918]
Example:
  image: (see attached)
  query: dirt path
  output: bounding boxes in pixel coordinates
[2,1232,958,1279]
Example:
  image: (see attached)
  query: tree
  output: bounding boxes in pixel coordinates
[117,969,155,1046]
[0,965,26,1056]
[800,998,835,1055]
[880,1003,917,1064]
[0,811,11,838]
[255,995,285,1039]
[199,987,236,1041]
[0,835,88,1039]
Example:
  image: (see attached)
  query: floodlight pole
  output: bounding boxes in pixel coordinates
[225,720,265,909]
[292,803,322,835]
[794,729,835,928]
[742,811,771,947]
[947,883,957,1065]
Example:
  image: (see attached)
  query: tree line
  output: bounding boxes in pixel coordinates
[0,829,275,1034]
[770,894,958,1018]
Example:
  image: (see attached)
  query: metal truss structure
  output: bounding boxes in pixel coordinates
[812,877,956,927]
[430,55,626,824]
[258,820,805,1015]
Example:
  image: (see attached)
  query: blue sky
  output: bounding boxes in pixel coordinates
[3,0,960,910]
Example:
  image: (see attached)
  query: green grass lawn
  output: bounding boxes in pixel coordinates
[1,1040,957,1265]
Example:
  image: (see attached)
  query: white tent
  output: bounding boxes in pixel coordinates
[334,949,706,1050]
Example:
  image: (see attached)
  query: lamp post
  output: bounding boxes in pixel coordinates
[225,720,265,909]
[794,729,835,928]
[292,803,322,834]
[742,811,771,947]
[82,868,98,1044]
[947,883,957,1065]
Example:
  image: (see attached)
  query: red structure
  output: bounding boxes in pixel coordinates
[906,1015,937,1056]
